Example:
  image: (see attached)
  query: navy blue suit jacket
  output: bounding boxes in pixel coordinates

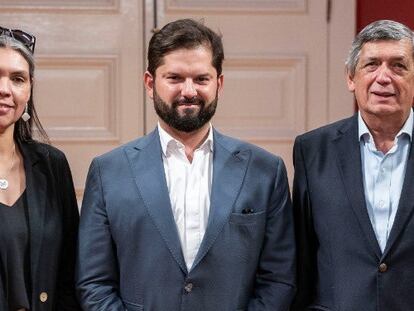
[292,115,414,311]
[76,128,295,311]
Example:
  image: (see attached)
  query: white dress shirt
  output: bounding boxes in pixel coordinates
[158,123,213,271]
[359,110,413,252]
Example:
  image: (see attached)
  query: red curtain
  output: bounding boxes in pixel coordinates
[358,0,414,32]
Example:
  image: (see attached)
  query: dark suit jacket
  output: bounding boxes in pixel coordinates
[0,141,81,311]
[291,114,414,311]
[76,128,296,311]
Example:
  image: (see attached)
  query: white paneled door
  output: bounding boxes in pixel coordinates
[1,0,355,201]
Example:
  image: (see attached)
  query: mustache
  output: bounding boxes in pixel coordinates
[173,97,205,106]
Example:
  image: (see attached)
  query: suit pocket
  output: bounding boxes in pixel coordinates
[308,304,332,311]
[123,300,144,311]
[229,210,265,225]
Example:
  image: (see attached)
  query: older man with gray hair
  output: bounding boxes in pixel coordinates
[292,19,414,311]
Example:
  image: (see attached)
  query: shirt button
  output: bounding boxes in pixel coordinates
[39,292,48,303]
[184,282,193,293]
[379,263,388,273]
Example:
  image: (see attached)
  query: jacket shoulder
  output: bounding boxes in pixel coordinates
[295,115,356,146]
[21,140,67,162]
[94,130,157,164]
[214,130,284,165]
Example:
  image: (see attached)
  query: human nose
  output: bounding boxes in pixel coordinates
[181,78,197,99]
[0,78,11,97]
[375,64,392,85]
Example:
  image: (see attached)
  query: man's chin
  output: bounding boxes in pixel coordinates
[176,108,201,118]
[177,105,200,112]
[363,105,405,118]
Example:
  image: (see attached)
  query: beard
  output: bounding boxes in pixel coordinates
[153,86,218,133]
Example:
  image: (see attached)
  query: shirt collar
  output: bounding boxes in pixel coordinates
[358,108,413,142]
[158,122,214,156]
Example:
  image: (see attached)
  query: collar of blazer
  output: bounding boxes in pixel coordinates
[124,127,251,274]
[333,115,382,259]
[18,140,49,292]
[18,140,49,167]
[333,114,414,259]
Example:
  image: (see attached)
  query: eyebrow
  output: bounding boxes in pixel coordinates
[163,72,214,78]
[363,56,408,62]
[0,68,29,77]
[11,70,30,75]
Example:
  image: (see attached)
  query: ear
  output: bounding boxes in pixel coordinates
[144,71,155,99]
[217,74,224,97]
[346,70,356,92]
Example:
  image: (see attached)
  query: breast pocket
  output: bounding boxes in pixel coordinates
[229,210,266,225]
[309,305,332,311]
[226,210,266,263]
[123,300,144,311]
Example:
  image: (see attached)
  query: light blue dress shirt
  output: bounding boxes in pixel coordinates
[359,109,413,252]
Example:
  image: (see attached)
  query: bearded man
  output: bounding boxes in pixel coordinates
[76,19,296,311]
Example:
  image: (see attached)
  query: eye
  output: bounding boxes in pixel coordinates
[11,75,27,84]
[167,75,181,81]
[363,61,378,71]
[393,62,407,70]
[195,76,210,84]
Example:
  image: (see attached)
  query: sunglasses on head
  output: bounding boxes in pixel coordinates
[0,26,36,53]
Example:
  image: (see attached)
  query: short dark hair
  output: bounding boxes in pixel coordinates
[147,19,224,76]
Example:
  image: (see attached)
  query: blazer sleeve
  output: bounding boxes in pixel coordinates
[290,137,317,311]
[76,159,125,311]
[53,151,82,310]
[247,158,296,311]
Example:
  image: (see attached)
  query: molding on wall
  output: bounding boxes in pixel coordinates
[0,0,120,13]
[216,54,306,141]
[327,0,356,122]
[164,0,307,14]
[35,55,120,142]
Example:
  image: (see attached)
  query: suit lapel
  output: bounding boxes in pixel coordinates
[124,130,187,274]
[333,116,382,259]
[383,138,414,258]
[20,142,48,287]
[192,130,250,269]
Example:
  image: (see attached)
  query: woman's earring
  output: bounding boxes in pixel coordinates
[21,103,31,122]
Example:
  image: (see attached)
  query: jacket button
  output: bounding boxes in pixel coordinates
[379,263,388,273]
[39,292,48,303]
[184,283,193,293]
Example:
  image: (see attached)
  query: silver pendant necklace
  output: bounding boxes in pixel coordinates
[0,145,16,190]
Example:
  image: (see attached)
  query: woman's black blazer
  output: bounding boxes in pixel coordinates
[0,140,81,310]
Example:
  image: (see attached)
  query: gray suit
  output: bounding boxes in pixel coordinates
[76,128,295,311]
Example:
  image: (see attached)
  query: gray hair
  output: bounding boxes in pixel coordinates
[0,34,35,79]
[0,34,49,143]
[346,20,414,77]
